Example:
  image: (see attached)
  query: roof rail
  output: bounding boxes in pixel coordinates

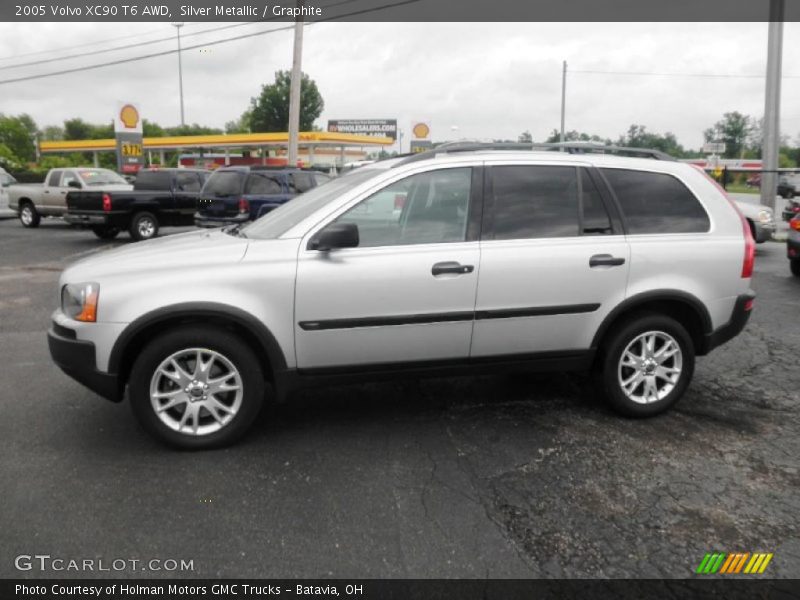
[392,141,676,167]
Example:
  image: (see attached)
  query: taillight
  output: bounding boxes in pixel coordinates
[790,217,800,232]
[102,193,111,213]
[238,198,249,214]
[740,212,755,278]
[692,166,755,279]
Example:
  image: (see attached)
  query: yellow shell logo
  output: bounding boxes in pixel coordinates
[412,123,430,139]
[119,104,139,129]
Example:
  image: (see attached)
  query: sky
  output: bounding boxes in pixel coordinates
[0,21,798,152]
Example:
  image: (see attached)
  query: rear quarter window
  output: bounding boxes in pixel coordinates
[601,168,710,234]
[203,171,245,196]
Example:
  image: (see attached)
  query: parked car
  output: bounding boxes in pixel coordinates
[730,199,775,243]
[65,168,210,241]
[0,167,17,218]
[194,166,331,228]
[9,168,132,228]
[778,174,798,199]
[48,145,756,449]
[788,215,800,277]
[783,200,800,222]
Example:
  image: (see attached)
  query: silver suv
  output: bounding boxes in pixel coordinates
[48,145,756,448]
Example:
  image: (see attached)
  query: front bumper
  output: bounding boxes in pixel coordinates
[47,323,121,402]
[753,220,776,243]
[194,211,250,228]
[700,292,756,355]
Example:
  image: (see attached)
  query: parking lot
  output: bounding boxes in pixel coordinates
[1,216,798,579]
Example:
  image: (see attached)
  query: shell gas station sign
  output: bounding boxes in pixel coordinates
[410,120,432,153]
[114,102,144,173]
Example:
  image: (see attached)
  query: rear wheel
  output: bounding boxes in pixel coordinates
[791,259,800,277]
[129,326,265,449]
[599,313,695,417]
[129,211,159,241]
[91,226,120,240]
[19,202,40,228]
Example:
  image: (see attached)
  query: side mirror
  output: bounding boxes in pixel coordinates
[67,180,82,189]
[308,222,359,251]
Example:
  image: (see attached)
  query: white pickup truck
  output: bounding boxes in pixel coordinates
[9,167,132,228]
[0,167,17,218]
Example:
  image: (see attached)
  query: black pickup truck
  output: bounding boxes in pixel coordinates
[65,168,209,241]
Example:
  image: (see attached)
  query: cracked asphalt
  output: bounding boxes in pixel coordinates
[1,217,798,580]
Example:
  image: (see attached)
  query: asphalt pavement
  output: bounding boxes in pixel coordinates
[1,217,798,579]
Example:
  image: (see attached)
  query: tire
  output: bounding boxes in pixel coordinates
[91,226,120,240]
[129,211,159,241]
[791,259,800,278]
[129,326,265,449]
[19,202,40,228]
[598,312,695,418]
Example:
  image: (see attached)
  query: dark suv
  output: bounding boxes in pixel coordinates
[194,166,331,228]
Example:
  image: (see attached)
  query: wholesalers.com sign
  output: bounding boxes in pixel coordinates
[327,119,397,141]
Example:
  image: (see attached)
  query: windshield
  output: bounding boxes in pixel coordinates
[78,169,128,186]
[243,168,383,240]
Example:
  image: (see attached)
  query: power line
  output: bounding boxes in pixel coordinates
[0,22,260,71]
[0,0,421,86]
[571,68,800,79]
[0,23,204,62]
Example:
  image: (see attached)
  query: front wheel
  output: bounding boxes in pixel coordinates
[19,202,40,228]
[91,226,120,240]
[791,259,800,277]
[129,211,159,241]
[129,326,265,449]
[599,313,695,417]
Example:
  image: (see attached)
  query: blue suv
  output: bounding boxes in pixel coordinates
[194,166,331,228]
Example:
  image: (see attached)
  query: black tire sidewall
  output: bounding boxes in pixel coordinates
[129,326,264,449]
[601,313,695,417]
[129,212,159,241]
[20,203,40,228]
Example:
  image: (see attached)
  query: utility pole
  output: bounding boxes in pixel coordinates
[287,3,304,167]
[761,0,784,215]
[560,60,567,148]
[172,23,186,127]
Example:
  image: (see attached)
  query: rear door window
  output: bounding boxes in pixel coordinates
[490,166,579,239]
[601,168,710,234]
[581,169,613,235]
[245,173,283,195]
[47,170,63,187]
[203,171,244,196]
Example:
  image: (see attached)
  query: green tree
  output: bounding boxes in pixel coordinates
[545,129,609,144]
[0,142,23,169]
[164,123,223,136]
[225,109,252,134]
[0,114,37,162]
[248,70,324,133]
[518,130,533,143]
[703,112,754,159]
[41,125,65,141]
[617,124,686,157]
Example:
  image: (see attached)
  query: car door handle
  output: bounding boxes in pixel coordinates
[589,254,626,267]
[432,261,474,276]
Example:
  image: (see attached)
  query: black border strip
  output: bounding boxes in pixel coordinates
[298,303,599,331]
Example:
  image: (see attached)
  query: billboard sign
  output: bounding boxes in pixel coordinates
[327,119,397,141]
[115,102,144,174]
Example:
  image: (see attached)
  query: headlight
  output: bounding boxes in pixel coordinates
[758,210,773,223]
[61,282,99,322]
